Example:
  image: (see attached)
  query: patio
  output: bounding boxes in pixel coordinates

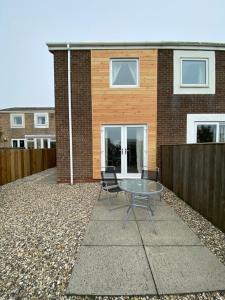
[67,193,225,296]
[1,168,225,299]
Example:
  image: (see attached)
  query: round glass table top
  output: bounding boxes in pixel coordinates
[118,179,163,195]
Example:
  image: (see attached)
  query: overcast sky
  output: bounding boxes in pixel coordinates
[0,0,224,109]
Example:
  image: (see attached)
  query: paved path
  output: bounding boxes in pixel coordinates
[67,192,225,296]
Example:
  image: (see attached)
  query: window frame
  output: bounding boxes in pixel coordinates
[34,113,49,128]
[180,58,209,88]
[174,50,215,94]
[195,122,219,143]
[10,113,25,128]
[109,58,139,88]
[11,139,26,148]
[187,114,225,143]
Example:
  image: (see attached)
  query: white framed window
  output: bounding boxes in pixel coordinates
[10,114,25,128]
[174,51,215,94]
[34,113,49,128]
[110,58,139,88]
[11,139,25,148]
[187,114,225,143]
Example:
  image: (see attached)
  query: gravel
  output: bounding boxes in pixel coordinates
[0,170,225,299]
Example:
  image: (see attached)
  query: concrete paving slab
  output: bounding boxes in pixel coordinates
[138,221,202,246]
[82,221,142,246]
[66,246,157,296]
[91,203,135,221]
[145,246,225,294]
[134,205,180,221]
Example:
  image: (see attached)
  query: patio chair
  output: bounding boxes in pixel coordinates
[141,167,160,181]
[98,166,121,200]
[141,167,161,202]
[98,166,128,210]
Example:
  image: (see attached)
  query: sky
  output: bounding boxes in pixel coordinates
[0,0,225,109]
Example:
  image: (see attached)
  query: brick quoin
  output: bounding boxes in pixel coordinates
[157,50,225,167]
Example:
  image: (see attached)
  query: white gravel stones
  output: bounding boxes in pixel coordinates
[1,170,225,299]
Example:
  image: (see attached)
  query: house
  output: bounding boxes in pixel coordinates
[0,107,56,149]
[47,41,225,183]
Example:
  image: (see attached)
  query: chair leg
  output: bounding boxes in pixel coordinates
[123,205,133,229]
[98,185,102,201]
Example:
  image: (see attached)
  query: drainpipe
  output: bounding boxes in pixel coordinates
[67,43,74,185]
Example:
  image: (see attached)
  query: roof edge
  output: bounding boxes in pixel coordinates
[46,41,225,51]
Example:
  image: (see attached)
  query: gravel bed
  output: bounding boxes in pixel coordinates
[0,173,99,299]
[1,171,225,299]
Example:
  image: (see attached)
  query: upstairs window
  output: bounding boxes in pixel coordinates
[34,113,49,128]
[181,59,207,86]
[110,59,139,88]
[174,50,215,94]
[10,114,25,128]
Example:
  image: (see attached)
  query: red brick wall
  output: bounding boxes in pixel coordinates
[53,51,70,183]
[157,50,225,166]
[53,50,92,183]
[71,51,92,181]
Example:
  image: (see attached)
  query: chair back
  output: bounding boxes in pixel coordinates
[101,166,118,186]
[141,167,160,181]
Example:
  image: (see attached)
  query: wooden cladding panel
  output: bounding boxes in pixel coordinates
[91,50,158,179]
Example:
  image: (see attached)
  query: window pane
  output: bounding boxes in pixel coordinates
[12,140,18,148]
[19,140,25,148]
[127,127,143,173]
[36,139,42,149]
[14,116,22,125]
[105,127,121,173]
[37,116,46,124]
[219,124,225,142]
[197,125,216,143]
[43,139,48,148]
[182,60,206,84]
[50,141,56,148]
[112,60,137,86]
[27,140,34,149]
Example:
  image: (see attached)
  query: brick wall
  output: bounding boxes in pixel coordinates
[0,112,55,148]
[53,50,92,183]
[157,50,225,166]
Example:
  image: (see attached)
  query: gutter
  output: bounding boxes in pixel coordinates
[47,41,225,51]
[67,44,74,185]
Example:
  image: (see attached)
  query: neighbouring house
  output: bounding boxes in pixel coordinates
[47,41,225,183]
[0,107,56,149]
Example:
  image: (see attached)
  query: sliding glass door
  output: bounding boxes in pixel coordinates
[101,125,147,178]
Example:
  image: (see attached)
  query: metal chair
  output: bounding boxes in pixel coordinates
[141,167,160,181]
[141,167,161,202]
[98,166,121,200]
[98,166,129,210]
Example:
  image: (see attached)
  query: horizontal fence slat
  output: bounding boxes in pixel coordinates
[161,143,225,233]
[0,148,56,186]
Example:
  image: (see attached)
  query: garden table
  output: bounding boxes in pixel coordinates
[118,179,163,228]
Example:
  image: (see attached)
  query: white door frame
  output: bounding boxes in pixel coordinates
[101,124,148,178]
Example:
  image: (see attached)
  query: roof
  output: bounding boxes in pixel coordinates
[0,107,55,112]
[47,41,225,51]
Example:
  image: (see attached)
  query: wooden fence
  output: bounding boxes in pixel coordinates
[161,143,225,233]
[0,148,56,185]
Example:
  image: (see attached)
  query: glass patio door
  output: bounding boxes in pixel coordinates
[101,125,147,178]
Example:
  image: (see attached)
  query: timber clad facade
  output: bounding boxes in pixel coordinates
[48,42,225,183]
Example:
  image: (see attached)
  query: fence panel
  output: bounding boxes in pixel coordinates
[0,148,56,186]
[161,143,225,233]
